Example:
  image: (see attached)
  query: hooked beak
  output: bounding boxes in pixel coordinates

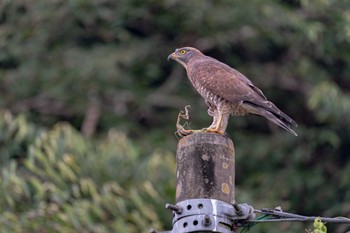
[167,52,178,61]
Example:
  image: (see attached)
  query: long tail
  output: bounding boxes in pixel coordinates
[242,101,298,136]
[258,109,298,136]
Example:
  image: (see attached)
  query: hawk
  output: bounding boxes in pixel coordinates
[168,47,297,136]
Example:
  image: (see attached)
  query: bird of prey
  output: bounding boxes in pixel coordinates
[168,47,297,136]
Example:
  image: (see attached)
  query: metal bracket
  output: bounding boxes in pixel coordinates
[154,198,255,233]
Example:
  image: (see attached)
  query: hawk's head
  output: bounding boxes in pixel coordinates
[167,47,203,68]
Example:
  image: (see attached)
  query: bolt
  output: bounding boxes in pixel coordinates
[165,203,182,214]
[204,215,211,226]
[232,202,243,216]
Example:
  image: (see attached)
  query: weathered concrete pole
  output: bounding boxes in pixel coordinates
[176,132,235,204]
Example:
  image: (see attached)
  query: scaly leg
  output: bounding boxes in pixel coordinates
[208,111,219,129]
[205,112,229,135]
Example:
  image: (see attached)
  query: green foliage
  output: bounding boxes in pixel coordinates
[306,217,327,233]
[313,217,327,233]
[1,0,350,232]
[0,111,175,232]
[308,81,350,124]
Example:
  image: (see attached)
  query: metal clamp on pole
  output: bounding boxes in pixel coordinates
[163,198,255,233]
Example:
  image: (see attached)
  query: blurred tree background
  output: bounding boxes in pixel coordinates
[0,0,350,232]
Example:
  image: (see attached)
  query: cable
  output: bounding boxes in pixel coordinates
[251,208,350,224]
[248,217,350,224]
[239,208,350,233]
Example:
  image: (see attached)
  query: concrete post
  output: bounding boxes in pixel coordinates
[176,132,235,204]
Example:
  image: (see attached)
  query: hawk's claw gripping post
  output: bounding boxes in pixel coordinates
[203,128,225,135]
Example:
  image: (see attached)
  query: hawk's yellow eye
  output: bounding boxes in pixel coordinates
[180,50,186,55]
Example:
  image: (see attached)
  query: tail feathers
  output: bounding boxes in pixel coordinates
[242,102,298,136]
[259,110,298,136]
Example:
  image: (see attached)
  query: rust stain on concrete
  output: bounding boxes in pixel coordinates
[221,183,230,195]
